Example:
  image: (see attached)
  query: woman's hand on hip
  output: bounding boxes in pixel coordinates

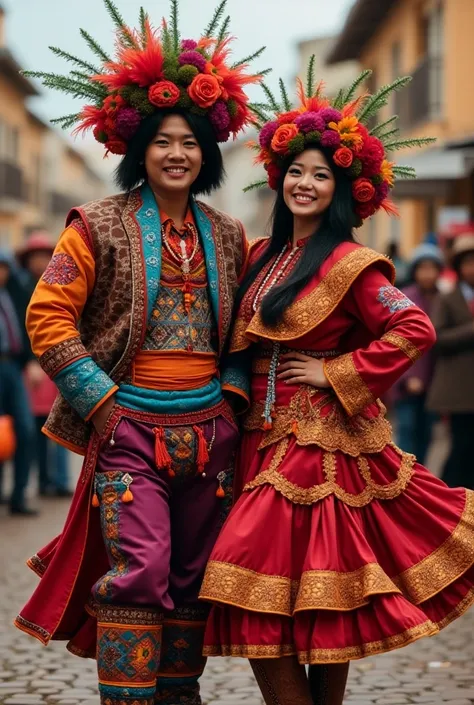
[278,353,331,388]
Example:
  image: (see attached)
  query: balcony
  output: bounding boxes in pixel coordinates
[396,56,443,129]
[0,160,24,202]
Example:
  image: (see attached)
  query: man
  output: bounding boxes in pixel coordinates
[15,2,262,704]
[0,249,37,515]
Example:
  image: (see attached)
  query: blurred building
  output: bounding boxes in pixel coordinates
[328,0,474,255]
[0,5,107,247]
[208,36,359,239]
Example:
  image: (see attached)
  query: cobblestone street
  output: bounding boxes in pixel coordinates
[1,425,474,705]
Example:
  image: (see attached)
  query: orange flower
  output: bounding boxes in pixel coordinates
[188,73,222,109]
[329,116,364,151]
[148,80,180,108]
[333,147,354,169]
[352,177,376,203]
[271,124,299,154]
[381,159,395,187]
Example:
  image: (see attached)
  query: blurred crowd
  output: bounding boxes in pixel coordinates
[1,226,474,516]
[0,233,72,516]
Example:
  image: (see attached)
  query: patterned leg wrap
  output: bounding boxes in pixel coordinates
[154,606,209,705]
[308,663,349,705]
[249,657,313,705]
[96,605,163,705]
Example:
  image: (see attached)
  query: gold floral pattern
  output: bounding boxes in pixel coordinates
[381,332,422,363]
[323,353,374,417]
[394,490,474,604]
[203,644,297,659]
[243,387,392,457]
[243,441,415,508]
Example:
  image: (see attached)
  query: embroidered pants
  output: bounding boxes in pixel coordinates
[92,407,238,705]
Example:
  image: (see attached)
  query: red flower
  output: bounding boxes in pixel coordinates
[93,123,108,144]
[333,147,353,169]
[105,137,128,155]
[355,201,377,219]
[148,80,180,108]
[188,74,221,109]
[277,110,301,125]
[266,162,282,190]
[359,135,385,176]
[103,95,126,115]
[353,177,376,203]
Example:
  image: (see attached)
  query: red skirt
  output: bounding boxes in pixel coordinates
[200,422,474,664]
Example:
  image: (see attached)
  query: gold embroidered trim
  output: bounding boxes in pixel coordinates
[437,586,474,630]
[243,441,415,508]
[381,332,422,363]
[243,387,392,457]
[324,353,374,417]
[394,490,474,604]
[298,620,438,664]
[200,560,299,615]
[246,249,394,343]
[203,644,297,659]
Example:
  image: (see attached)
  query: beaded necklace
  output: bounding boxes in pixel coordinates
[161,222,199,315]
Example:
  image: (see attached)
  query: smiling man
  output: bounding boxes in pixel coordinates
[14,3,263,705]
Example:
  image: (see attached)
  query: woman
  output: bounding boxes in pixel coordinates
[17,231,72,497]
[393,243,443,464]
[15,4,262,705]
[199,68,474,704]
[428,233,474,489]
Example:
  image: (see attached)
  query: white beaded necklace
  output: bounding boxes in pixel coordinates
[252,244,301,313]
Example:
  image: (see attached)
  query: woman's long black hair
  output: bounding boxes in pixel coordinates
[235,146,357,327]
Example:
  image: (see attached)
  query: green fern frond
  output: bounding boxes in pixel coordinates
[161,20,174,56]
[258,67,272,78]
[80,30,111,63]
[243,180,268,193]
[392,165,417,178]
[342,69,372,104]
[249,103,271,124]
[48,46,99,75]
[261,83,280,112]
[231,46,266,69]
[377,128,399,142]
[217,15,231,44]
[306,54,315,97]
[385,136,436,152]
[170,0,180,52]
[103,0,126,31]
[370,115,398,136]
[25,71,106,101]
[50,113,81,129]
[358,76,411,122]
[204,0,227,37]
[139,7,148,43]
[279,78,291,111]
[332,87,345,111]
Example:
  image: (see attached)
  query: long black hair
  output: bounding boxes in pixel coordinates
[236,146,357,326]
[114,109,225,195]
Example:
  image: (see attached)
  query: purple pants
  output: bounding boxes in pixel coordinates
[91,402,239,705]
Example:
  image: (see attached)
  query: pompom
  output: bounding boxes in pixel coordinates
[209,100,231,132]
[287,133,305,154]
[105,137,128,155]
[93,124,108,144]
[162,59,180,84]
[320,130,341,148]
[319,108,342,124]
[177,88,193,109]
[259,121,279,150]
[178,50,207,73]
[216,129,231,143]
[116,107,141,140]
[181,39,198,51]
[373,181,390,206]
[227,99,239,118]
[348,158,363,178]
[127,87,155,116]
[304,130,322,145]
[177,64,199,86]
[359,135,385,177]
[294,112,326,134]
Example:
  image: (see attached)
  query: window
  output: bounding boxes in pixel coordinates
[426,3,444,118]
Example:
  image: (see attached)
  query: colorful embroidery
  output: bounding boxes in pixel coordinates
[42,253,80,286]
[377,285,415,313]
[54,357,117,419]
[93,472,130,602]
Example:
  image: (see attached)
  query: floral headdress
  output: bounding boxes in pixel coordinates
[25,0,267,154]
[247,61,435,224]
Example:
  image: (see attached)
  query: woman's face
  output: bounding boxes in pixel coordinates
[145,114,203,196]
[414,259,441,291]
[283,149,336,223]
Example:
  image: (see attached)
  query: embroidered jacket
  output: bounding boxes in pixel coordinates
[26,185,248,453]
[231,239,437,419]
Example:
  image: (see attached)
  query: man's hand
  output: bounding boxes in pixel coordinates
[91,395,116,435]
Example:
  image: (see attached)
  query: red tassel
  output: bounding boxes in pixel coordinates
[153,427,174,477]
[216,485,225,498]
[121,488,134,503]
[262,420,272,431]
[193,425,209,473]
[92,493,100,508]
[291,419,299,436]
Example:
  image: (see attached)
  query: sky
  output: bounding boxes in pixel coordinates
[2,0,354,170]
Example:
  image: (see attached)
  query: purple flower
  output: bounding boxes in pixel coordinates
[178,51,207,73]
[320,130,341,148]
[181,39,198,51]
[374,181,390,205]
[216,129,231,143]
[294,112,325,134]
[259,120,278,149]
[209,100,231,132]
[115,107,141,140]
[319,108,342,124]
